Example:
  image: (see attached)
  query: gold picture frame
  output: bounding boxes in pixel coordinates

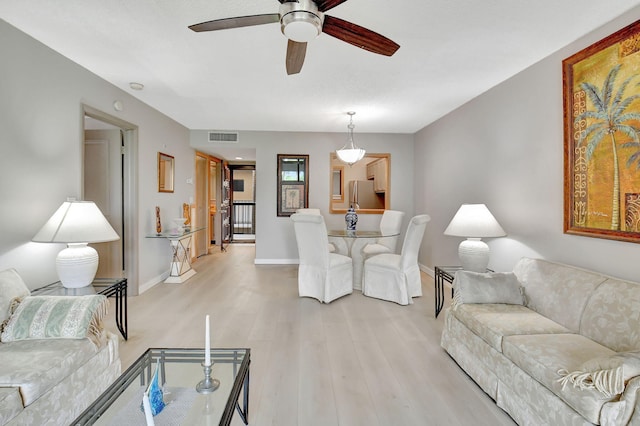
[158,152,175,193]
[563,19,640,242]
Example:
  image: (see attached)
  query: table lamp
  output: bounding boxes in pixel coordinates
[32,199,120,288]
[444,204,506,272]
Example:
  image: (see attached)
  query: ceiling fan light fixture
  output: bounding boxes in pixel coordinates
[336,112,366,166]
[281,11,322,42]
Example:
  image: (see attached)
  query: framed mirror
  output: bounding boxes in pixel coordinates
[332,166,344,202]
[330,153,390,214]
[277,154,309,217]
[158,152,175,193]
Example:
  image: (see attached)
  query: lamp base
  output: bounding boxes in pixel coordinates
[458,238,490,272]
[56,243,99,288]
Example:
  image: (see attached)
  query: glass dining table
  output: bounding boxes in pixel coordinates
[327,229,400,291]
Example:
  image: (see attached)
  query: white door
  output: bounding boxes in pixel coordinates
[84,129,123,278]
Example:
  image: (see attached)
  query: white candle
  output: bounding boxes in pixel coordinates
[205,314,211,366]
[143,394,155,426]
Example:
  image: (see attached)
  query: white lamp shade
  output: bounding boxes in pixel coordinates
[33,200,120,243]
[443,204,506,238]
[33,200,119,288]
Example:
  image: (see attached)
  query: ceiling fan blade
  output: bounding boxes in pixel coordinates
[286,40,307,75]
[314,0,348,12]
[322,15,399,56]
[189,14,280,32]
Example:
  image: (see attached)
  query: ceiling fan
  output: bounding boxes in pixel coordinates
[188,0,400,75]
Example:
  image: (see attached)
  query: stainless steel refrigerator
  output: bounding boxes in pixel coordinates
[348,180,384,209]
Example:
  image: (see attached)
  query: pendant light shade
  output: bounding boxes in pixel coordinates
[336,111,366,166]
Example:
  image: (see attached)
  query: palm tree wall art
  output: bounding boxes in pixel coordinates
[564,20,640,242]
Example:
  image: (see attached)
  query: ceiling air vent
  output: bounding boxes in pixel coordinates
[208,131,239,143]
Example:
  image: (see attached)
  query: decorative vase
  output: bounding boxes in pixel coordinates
[345,206,358,231]
[155,206,162,234]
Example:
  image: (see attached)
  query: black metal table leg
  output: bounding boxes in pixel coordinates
[235,365,250,424]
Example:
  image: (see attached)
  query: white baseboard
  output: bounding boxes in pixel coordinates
[138,271,169,294]
[419,263,434,277]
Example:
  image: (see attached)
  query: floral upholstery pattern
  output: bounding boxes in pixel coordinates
[453,271,524,306]
[2,332,120,426]
[442,257,640,426]
[580,279,640,352]
[0,338,101,406]
[513,258,607,333]
[503,333,615,423]
[452,303,570,352]
[0,389,22,425]
[442,312,593,425]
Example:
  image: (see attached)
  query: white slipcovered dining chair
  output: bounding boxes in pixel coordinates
[362,210,405,256]
[291,213,353,303]
[362,214,431,305]
[295,208,338,253]
[296,208,321,215]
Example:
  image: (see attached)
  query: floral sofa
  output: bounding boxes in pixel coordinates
[0,269,121,425]
[441,257,640,425]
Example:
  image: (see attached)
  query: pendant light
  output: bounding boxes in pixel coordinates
[336,111,366,166]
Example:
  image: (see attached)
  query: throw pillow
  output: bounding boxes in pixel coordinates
[452,271,524,308]
[557,351,640,397]
[0,295,108,346]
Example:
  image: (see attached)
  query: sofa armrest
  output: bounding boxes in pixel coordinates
[601,376,640,426]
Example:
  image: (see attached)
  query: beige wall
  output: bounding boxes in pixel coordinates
[0,20,193,291]
[413,8,640,282]
[191,130,416,262]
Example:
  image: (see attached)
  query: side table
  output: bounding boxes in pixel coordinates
[146,228,205,283]
[32,278,128,340]
[434,266,492,318]
[434,266,458,318]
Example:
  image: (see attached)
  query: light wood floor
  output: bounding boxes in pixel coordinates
[104,244,515,426]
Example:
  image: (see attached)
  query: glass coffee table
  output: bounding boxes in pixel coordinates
[73,348,250,425]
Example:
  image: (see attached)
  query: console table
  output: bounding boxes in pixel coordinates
[32,277,128,340]
[147,228,205,283]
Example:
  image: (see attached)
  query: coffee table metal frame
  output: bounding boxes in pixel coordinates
[72,348,250,425]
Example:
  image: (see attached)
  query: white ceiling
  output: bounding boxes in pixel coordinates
[2,0,640,136]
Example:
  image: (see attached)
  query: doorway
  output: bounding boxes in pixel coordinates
[195,152,222,256]
[83,105,139,294]
[84,127,123,278]
[229,165,256,243]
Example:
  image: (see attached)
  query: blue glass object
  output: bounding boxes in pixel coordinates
[141,362,165,416]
